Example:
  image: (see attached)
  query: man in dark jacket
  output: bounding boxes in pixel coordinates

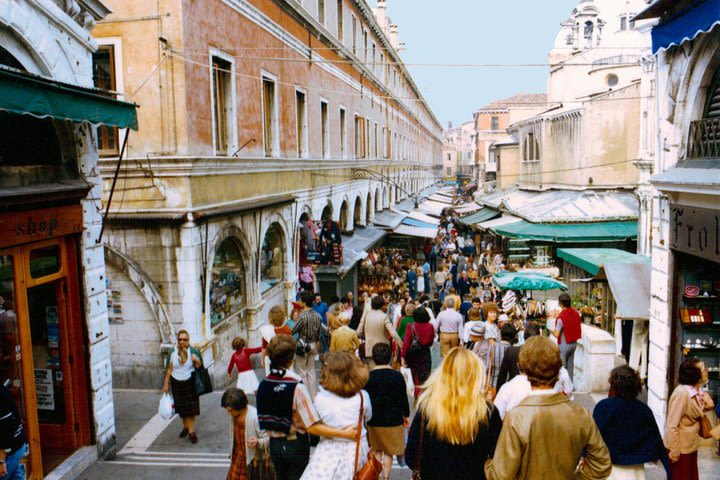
[0,381,28,479]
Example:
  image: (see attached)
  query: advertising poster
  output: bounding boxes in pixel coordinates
[34,368,55,411]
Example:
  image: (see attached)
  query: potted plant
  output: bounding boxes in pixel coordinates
[579,306,595,324]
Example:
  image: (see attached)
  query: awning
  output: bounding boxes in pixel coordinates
[492,271,568,291]
[406,211,440,226]
[402,217,437,229]
[0,66,138,129]
[393,224,438,239]
[477,214,522,231]
[458,207,500,226]
[556,248,650,276]
[605,263,651,319]
[427,194,453,204]
[453,203,483,214]
[372,210,407,230]
[492,221,638,242]
[644,0,720,53]
[417,201,446,217]
[341,226,387,271]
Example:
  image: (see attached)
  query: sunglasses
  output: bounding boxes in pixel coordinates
[178,338,189,342]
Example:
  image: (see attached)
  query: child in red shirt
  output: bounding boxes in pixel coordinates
[227,337,262,394]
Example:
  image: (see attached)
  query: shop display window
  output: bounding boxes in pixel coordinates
[261,224,285,292]
[676,252,720,403]
[210,238,246,325]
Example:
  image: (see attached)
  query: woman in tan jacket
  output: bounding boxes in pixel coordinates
[664,358,715,480]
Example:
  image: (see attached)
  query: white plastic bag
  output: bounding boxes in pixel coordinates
[400,367,414,397]
[159,393,175,420]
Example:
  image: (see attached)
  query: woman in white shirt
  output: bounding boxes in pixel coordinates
[301,352,372,480]
[162,329,202,443]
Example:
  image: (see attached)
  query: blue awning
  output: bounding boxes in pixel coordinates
[650,0,720,53]
[402,217,437,229]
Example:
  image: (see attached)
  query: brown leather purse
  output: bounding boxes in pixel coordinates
[353,394,383,480]
[700,414,713,439]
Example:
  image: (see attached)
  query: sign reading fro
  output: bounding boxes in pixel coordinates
[670,205,720,262]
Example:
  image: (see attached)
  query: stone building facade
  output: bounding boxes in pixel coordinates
[91,0,442,389]
[0,0,134,477]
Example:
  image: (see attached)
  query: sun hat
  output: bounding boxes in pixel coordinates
[470,323,486,336]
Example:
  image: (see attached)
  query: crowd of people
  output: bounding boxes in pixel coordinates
[144,195,720,480]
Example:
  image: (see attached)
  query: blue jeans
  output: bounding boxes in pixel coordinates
[1,444,28,480]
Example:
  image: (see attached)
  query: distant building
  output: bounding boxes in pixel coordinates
[442,121,475,181]
[473,93,547,186]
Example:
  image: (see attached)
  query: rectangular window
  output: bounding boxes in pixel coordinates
[446,167,452,175]
[337,0,343,40]
[320,100,329,159]
[318,0,325,25]
[372,43,376,68]
[340,108,347,158]
[491,116,499,131]
[365,118,370,158]
[379,53,384,78]
[92,45,119,156]
[296,90,308,158]
[262,76,278,157]
[351,16,357,54]
[211,56,233,155]
[374,123,378,157]
[620,16,627,30]
[354,116,362,158]
[363,30,368,63]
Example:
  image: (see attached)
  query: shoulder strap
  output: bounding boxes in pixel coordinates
[353,393,364,477]
[414,416,425,477]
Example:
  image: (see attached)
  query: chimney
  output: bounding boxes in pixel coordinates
[373,0,388,34]
[448,121,453,129]
[389,24,399,50]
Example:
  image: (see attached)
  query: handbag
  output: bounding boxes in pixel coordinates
[412,417,425,480]
[193,365,213,396]
[248,443,276,480]
[353,394,383,480]
[484,345,496,401]
[406,324,424,359]
[700,414,713,439]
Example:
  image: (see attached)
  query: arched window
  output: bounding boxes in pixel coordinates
[523,132,540,161]
[261,223,285,292]
[339,201,349,231]
[210,237,246,325]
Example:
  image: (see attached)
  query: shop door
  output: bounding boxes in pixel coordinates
[0,238,90,478]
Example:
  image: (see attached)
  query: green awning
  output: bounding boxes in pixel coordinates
[492,220,638,243]
[556,248,650,276]
[0,67,138,130]
[458,207,500,225]
[492,271,568,291]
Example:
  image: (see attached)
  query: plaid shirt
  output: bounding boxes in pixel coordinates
[293,309,323,343]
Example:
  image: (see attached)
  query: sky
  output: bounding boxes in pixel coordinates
[372,0,581,128]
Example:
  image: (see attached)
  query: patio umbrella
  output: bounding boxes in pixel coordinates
[492,271,568,291]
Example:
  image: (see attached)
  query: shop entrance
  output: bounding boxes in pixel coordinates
[0,236,90,478]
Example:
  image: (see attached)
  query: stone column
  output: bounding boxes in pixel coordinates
[177,217,205,343]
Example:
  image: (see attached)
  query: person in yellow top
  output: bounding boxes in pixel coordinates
[329,311,361,355]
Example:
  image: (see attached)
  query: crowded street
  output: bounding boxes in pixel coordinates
[2,0,720,479]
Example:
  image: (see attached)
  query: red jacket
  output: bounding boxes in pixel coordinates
[558,308,582,344]
[228,346,262,374]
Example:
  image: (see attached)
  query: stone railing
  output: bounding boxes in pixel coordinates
[572,324,615,393]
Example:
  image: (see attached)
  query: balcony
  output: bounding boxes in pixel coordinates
[687,118,720,159]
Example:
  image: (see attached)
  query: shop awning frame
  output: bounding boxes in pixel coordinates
[0,66,139,129]
[458,207,500,226]
[492,220,638,243]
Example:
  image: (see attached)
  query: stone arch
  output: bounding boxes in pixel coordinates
[353,195,363,227]
[382,186,389,209]
[375,187,382,212]
[670,35,720,157]
[366,191,373,224]
[320,202,333,221]
[339,199,350,232]
[104,245,174,344]
[259,211,293,289]
[206,223,255,321]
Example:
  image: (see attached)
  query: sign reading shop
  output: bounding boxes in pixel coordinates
[670,204,720,262]
[0,205,84,249]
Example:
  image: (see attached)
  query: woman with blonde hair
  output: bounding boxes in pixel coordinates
[300,351,372,479]
[405,347,502,480]
[162,329,203,443]
[260,305,293,375]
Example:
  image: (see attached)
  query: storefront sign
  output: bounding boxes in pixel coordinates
[670,205,720,262]
[0,205,83,248]
[34,369,55,411]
